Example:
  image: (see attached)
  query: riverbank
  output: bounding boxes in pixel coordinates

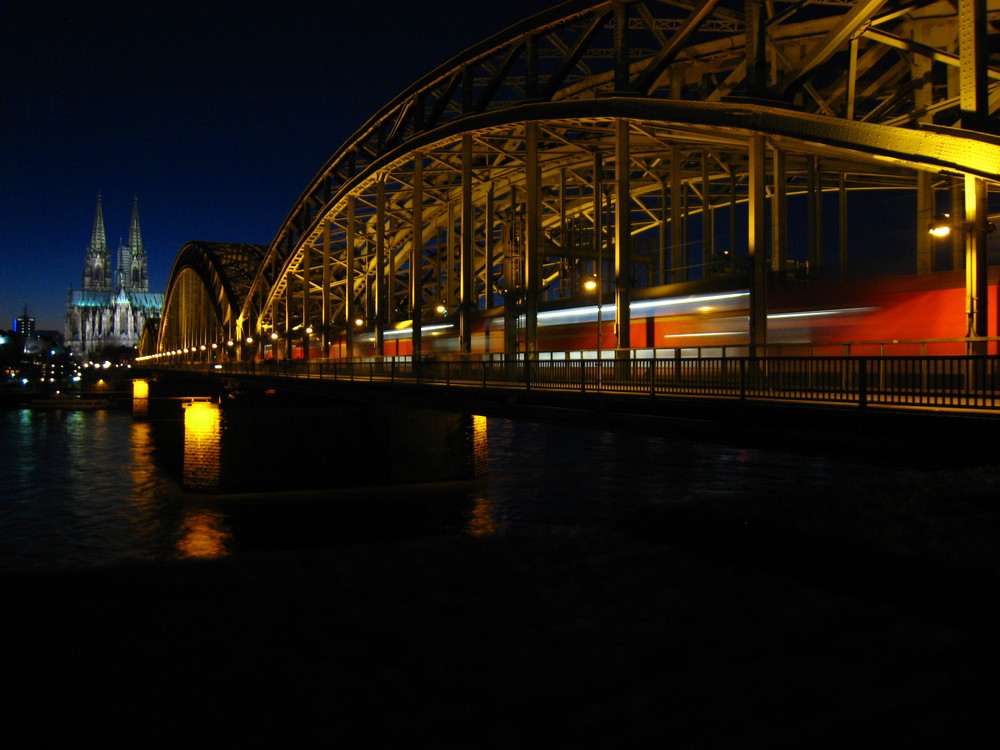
[3,523,995,747]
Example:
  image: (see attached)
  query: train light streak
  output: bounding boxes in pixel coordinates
[768,307,875,320]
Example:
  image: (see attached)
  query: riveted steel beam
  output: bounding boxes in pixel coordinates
[614,117,631,351]
[748,132,767,355]
[214,3,1000,357]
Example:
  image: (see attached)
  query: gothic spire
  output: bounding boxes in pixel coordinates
[123,196,149,292]
[89,191,108,254]
[126,195,143,255]
[82,192,111,292]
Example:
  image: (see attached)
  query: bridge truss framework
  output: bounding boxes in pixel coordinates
[150,0,1000,362]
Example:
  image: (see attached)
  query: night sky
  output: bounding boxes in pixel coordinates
[1,0,550,331]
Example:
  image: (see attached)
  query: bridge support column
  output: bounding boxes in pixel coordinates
[375,177,387,357]
[838,174,848,277]
[485,185,496,310]
[285,278,293,360]
[670,144,684,282]
[182,400,221,491]
[346,196,356,358]
[302,238,310,359]
[700,151,713,277]
[322,220,331,356]
[460,134,474,355]
[965,174,989,353]
[132,378,149,420]
[806,155,822,275]
[614,117,631,352]
[411,153,424,360]
[270,295,279,361]
[770,147,787,274]
[748,133,768,355]
[592,151,605,355]
[916,172,934,275]
[524,122,540,355]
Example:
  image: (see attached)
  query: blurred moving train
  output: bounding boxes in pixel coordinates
[303,269,1000,360]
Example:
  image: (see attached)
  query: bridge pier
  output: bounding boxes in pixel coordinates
[143,385,488,494]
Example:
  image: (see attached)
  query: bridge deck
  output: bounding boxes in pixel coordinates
[161,354,1000,415]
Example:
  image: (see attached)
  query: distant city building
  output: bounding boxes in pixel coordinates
[13,308,35,338]
[65,194,163,359]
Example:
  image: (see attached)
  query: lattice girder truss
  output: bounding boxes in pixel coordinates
[158,242,267,357]
[234,0,1000,356]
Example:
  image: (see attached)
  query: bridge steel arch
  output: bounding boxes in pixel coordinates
[155,242,267,363]
[238,0,1000,360]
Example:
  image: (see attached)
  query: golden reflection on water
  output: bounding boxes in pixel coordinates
[466,495,502,536]
[128,420,157,493]
[176,509,231,560]
[471,414,489,478]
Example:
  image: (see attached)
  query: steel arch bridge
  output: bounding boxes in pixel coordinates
[147,242,266,357]
[149,0,1000,364]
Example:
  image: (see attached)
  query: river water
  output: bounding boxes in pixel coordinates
[1,405,896,572]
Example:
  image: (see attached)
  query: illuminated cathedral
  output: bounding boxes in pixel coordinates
[65,193,163,359]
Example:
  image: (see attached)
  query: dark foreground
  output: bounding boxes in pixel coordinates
[4,496,997,748]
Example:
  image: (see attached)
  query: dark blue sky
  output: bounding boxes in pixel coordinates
[1,0,549,331]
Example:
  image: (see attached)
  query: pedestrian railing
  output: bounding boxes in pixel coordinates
[159,354,1000,412]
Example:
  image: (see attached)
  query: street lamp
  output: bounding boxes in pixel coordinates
[928,213,952,237]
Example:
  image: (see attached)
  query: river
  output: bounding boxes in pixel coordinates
[1,404,906,572]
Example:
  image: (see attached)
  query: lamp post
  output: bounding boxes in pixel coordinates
[928,213,952,238]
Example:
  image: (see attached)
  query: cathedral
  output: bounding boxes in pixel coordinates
[65,194,163,359]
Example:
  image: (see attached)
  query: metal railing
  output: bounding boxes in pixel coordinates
[157,353,1000,412]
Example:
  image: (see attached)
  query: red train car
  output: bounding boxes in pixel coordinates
[317,269,998,359]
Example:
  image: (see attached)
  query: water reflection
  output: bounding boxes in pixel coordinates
[176,509,231,560]
[466,496,502,536]
[1,409,193,571]
[1,405,906,573]
[128,420,156,490]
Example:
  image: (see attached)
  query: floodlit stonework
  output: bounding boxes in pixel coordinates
[65,193,163,359]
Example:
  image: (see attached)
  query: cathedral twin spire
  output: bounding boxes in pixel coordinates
[82,192,111,291]
[82,193,148,293]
